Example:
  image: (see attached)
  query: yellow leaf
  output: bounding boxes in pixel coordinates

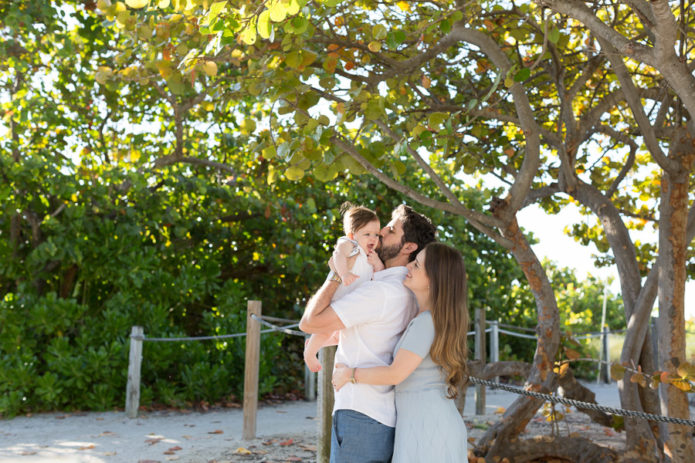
[157,0,170,7]
[367,41,381,52]
[235,447,252,455]
[125,0,148,8]
[252,252,260,261]
[495,407,505,414]
[285,166,305,180]
[268,0,287,22]
[202,60,218,77]
[240,24,257,45]
[258,9,272,39]
[396,1,410,11]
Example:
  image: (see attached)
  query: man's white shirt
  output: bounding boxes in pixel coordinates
[331,266,416,427]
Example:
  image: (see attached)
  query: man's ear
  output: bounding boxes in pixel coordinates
[401,242,418,256]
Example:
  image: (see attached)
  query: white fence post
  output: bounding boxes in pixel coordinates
[474,308,486,415]
[243,300,262,440]
[305,364,317,401]
[490,320,499,384]
[126,326,144,419]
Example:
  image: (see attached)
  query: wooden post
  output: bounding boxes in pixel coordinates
[243,300,262,440]
[126,326,144,419]
[474,308,486,415]
[490,320,499,384]
[305,363,317,401]
[600,326,610,384]
[317,345,336,463]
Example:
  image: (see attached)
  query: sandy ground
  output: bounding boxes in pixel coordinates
[0,383,638,463]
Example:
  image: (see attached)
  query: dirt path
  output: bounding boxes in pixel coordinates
[0,383,629,462]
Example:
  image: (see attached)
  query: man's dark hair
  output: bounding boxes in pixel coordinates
[392,204,436,262]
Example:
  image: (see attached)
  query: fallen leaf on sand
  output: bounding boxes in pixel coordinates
[163,451,176,455]
[208,429,224,434]
[299,444,317,451]
[182,435,192,439]
[495,407,506,414]
[235,447,252,455]
[286,457,302,462]
[78,445,95,450]
[167,446,182,451]
[146,438,163,445]
[98,431,117,437]
[279,438,294,446]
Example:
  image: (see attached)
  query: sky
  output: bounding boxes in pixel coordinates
[516,203,695,320]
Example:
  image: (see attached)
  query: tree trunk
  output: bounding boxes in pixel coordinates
[656,132,695,462]
[476,216,561,457]
[572,182,661,460]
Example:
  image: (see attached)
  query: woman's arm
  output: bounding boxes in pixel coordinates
[332,349,423,390]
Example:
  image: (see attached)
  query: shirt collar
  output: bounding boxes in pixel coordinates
[372,266,408,281]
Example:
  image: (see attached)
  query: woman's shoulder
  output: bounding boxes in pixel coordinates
[408,311,434,333]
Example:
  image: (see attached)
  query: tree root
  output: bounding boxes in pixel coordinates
[472,436,619,463]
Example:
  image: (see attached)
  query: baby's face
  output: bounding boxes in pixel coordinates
[352,219,381,254]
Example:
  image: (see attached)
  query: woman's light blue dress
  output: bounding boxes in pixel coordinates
[392,311,468,462]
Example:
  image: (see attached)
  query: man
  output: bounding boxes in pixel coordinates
[299,204,436,463]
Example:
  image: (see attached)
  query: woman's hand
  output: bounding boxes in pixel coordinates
[331,363,352,391]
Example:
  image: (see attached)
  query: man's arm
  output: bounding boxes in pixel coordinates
[299,279,346,335]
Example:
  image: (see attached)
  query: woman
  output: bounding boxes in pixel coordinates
[332,242,469,462]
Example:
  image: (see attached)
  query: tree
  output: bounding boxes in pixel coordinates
[17,0,695,460]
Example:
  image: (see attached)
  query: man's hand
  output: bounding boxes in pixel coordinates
[332,363,352,391]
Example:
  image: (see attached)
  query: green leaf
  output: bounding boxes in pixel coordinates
[440,19,451,34]
[548,26,560,44]
[386,29,406,49]
[514,67,530,82]
[428,112,447,128]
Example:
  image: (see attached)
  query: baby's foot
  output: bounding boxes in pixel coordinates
[304,350,322,373]
[343,273,359,286]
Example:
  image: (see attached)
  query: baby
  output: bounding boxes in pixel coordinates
[303,202,384,372]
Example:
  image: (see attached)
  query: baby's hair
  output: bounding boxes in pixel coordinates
[340,202,379,236]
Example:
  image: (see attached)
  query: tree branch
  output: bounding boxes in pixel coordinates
[330,134,513,248]
[598,37,679,172]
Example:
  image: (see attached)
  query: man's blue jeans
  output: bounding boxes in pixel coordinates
[330,409,395,463]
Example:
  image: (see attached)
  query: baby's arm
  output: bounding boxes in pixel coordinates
[304,332,340,372]
[333,240,360,286]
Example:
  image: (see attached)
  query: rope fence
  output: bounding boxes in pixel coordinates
[469,377,695,427]
[125,300,690,463]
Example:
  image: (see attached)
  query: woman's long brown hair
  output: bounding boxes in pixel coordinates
[425,242,469,399]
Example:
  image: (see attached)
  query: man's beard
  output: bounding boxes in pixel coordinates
[377,239,404,262]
